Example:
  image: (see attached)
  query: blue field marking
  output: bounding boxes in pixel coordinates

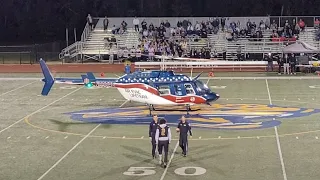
[65,104,320,130]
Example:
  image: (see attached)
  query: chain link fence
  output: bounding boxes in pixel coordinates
[0,41,63,64]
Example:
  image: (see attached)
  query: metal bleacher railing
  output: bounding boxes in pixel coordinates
[58,16,320,63]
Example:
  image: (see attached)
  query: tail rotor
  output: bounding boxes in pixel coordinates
[39,58,55,96]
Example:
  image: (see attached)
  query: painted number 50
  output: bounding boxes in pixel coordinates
[123,166,206,176]
[123,167,156,176]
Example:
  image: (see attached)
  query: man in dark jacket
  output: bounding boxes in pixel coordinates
[176,115,192,157]
[149,114,159,159]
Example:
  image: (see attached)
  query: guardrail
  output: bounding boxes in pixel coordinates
[134,60,319,72]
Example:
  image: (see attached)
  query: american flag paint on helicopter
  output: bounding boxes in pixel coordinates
[39,59,219,113]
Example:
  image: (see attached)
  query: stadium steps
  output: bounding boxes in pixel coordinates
[299,28,319,48]
[116,29,140,48]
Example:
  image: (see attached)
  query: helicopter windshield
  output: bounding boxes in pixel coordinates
[194,80,210,94]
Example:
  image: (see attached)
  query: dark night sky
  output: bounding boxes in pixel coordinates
[0,0,319,44]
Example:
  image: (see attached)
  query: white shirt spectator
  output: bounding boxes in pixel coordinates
[133,18,139,25]
[130,48,136,57]
[123,49,129,58]
[170,28,176,35]
[143,30,148,37]
[195,23,201,30]
[148,47,155,56]
[87,14,92,23]
[187,25,194,31]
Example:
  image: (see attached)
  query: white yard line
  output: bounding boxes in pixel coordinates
[206,78,210,85]
[0,81,37,97]
[37,123,101,180]
[0,87,83,134]
[119,100,130,107]
[265,79,288,180]
[159,141,179,180]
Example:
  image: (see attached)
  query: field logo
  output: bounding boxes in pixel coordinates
[65,104,320,130]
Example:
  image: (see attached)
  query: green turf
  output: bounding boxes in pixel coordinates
[1,77,320,180]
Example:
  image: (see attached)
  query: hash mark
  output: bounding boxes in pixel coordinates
[64,136,68,139]
[218,136,221,139]
[199,136,202,139]
[7,136,11,139]
[312,98,315,100]
[237,136,240,139]
[141,136,144,139]
[103,136,106,139]
[45,136,49,139]
[71,99,74,101]
[316,136,319,139]
[122,136,126,139]
[26,136,30,139]
[296,137,299,139]
[257,136,260,139]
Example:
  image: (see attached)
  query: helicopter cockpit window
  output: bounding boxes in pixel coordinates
[195,80,210,94]
[158,85,170,95]
[174,85,183,96]
[184,83,195,95]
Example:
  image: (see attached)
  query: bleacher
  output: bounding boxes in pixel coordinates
[59,16,320,62]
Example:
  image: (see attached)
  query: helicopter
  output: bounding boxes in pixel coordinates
[39,59,219,115]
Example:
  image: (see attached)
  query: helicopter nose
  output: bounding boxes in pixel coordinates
[204,93,220,103]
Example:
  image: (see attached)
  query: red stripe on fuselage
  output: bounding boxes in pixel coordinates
[161,95,206,104]
[114,83,159,95]
[114,83,206,104]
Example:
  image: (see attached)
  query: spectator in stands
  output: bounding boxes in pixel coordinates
[195,21,201,35]
[237,46,241,61]
[283,54,290,75]
[264,53,273,72]
[246,19,252,31]
[165,20,171,28]
[103,16,109,31]
[259,20,266,31]
[87,14,93,30]
[111,25,120,34]
[130,46,136,61]
[182,19,189,30]
[276,54,283,75]
[133,17,140,32]
[316,28,320,41]
[136,45,142,61]
[289,53,297,75]
[298,19,305,32]
[221,17,226,31]
[265,18,270,30]
[314,18,320,29]
[121,21,128,32]
[222,48,226,60]
[212,18,220,34]
[148,45,155,61]
[187,23,194,35]
[270,20,278,31]
[141,20,147,30]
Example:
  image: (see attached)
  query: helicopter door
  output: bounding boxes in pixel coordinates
[184,83,195,95]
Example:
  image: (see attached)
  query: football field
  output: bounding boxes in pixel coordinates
[1,72,320,180]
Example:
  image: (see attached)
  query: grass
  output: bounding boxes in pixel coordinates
[1,75,320,180]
